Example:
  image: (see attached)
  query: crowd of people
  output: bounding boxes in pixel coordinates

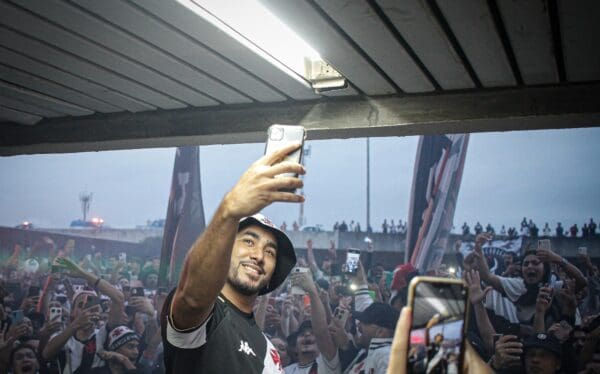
[1,144,599,374]
[1,230,599,373]
[461,217,597,239]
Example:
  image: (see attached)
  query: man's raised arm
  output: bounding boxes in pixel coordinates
[171,143,305,330]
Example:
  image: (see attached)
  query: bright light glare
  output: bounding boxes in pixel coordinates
[183,0,321,78]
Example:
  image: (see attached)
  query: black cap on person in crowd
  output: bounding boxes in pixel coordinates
[523,333,562,358]
[353,302,399,331]
[238,214,296,295]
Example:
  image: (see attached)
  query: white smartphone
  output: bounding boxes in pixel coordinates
[265,125,306,191]
[333,307,350,326]
[291,267,309,295]
[49,306,62,321]
[538,239,551,251]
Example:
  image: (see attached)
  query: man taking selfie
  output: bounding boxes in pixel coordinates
[161,143,305,373]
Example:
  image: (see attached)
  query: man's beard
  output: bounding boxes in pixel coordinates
[227,264,269,296]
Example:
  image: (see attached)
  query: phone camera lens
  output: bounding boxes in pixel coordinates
[269,127,284,141]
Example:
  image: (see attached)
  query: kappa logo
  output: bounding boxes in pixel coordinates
[238,340,256,357]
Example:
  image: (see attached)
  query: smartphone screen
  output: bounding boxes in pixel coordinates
[27,286,40,298]
[344,249,361,274]
[10,310,24,324]
[538,239,551,251]
[407,277,468,374]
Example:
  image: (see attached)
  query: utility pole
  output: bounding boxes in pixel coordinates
[366,138,370,233]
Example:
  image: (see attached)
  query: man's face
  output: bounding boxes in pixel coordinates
[145,274,158,289]
[357,322,379,348]
[22,317,33,337]
[503,254,513,266]
[573,330,586,353]
[12,347,39,374]
[296,329,317,355]
[119,278,130,289]
[227,225,278,296]
[524,348,560,374]
[116,340,140,363]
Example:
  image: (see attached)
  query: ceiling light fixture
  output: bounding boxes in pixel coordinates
[180,0,346,92]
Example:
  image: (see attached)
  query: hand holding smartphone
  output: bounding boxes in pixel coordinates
[344,249,361,275]
[290,267,309,295]
[264,125,306,192]
[406,276,469,374]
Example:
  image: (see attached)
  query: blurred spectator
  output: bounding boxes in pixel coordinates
[474,222,483,235]
[556,222,564,237]
[542,223,551,237]
[589,218,597,237]
[582,224,590,238]
[570,224,579,237]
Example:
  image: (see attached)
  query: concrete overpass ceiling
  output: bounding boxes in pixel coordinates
[0,0,598,155]
[436,0,516,87]
[375,0,475,90]
[496,0,558,85]
[559,0,600,82]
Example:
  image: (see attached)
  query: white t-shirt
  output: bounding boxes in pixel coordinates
[284,352,341,374]
[485,277,564,323]
[53,325,108,373]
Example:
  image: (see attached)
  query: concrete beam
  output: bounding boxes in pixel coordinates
[1,83,599,155]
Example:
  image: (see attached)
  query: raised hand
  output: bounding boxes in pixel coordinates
[291,270,316,294]
[465,270,492,304]
[0,323,15,352]
[70,309,99,331]
[222,143,305,220]
[535,286,553,314]
[491,335,522,369]
[53,257,85,278]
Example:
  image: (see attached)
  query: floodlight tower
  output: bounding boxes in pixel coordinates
[79,192,93,222]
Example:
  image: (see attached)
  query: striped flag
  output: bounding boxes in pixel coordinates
[158,147,206,289]
[406,134,469,273]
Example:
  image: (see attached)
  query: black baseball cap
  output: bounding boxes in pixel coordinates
[353,302,399,331]
[238,214,296,295]
[523,333,562,358]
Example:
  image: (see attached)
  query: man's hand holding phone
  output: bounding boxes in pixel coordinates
[490,335,522,370]
[535,285,553,314]
[291,269,316,296]
[536,240,561,264]
[224,142,305,220]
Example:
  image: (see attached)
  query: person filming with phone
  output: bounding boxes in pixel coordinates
[42,257,125,373]
[161,141,306,373]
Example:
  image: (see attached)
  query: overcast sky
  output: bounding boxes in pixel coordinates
[1,127,599,232]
